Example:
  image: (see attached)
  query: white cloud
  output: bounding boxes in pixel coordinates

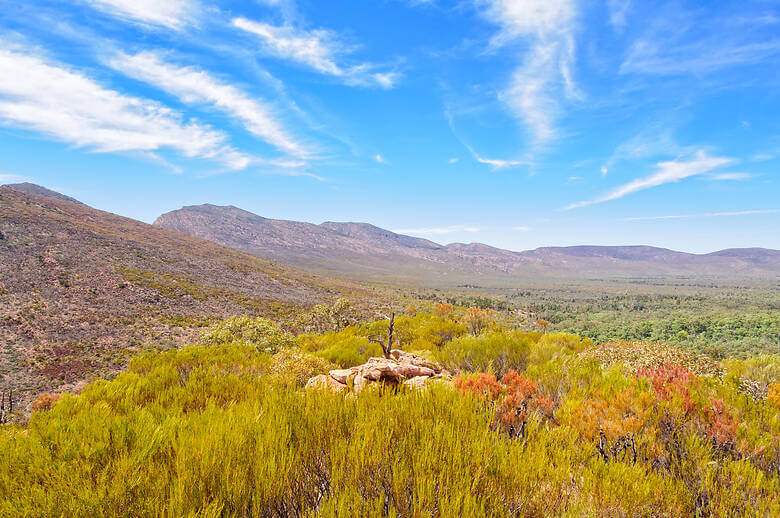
[622,209,779,221]
[448,158,459,164]
[476,0,579,145]
[232,17,399,88]
[563,151,734,210]
[708,172,753,181]
[0,46,250,170]
[109,52,308,158]
[474,155,526,169]
[600,166,608,175]
[83,0,198,29]
[513,225,531,231]
[392,224,481,235]
[374,154,386,164]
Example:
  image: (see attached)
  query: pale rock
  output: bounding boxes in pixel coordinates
[329,367,358,384]
[306,374,348,393]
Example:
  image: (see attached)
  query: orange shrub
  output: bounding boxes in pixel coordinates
[768,383,780,408]
[30,392,62,413]
[502,370,537,399]
[433,303,453,319]
[454,372,502,400]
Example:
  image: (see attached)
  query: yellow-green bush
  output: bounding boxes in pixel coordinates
[199,316,295,353]
[269,348,337,387]
[1,312,778,517]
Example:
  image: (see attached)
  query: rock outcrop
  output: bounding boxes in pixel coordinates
[305,350,450,393]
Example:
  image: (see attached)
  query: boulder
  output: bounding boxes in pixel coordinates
[353,372,369,394]
[306,374,348,393]
[306,350,447,394]
[329,367,359,384]
[390,350,440,372]
[361,357,404,382]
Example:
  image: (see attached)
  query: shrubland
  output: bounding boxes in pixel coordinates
[1,306,778,517]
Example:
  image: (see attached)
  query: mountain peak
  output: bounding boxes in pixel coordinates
[3,182,84,205]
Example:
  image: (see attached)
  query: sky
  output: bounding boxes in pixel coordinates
[0,0,778,253]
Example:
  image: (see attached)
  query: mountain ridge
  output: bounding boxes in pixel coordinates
[153,203,780,280]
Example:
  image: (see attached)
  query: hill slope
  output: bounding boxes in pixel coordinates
[4,182,84,204]
[0,186,364,406]
[155,204,780,282]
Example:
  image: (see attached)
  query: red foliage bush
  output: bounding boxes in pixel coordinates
[705,398,739,449]
[636,363,696,414]
[454,372,502,400]
[455,370,556,437]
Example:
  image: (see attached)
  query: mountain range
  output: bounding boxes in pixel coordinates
[154,203,780,282]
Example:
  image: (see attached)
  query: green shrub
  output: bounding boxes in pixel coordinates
[199,316,295,353]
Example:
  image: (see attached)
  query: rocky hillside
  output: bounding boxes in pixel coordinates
[155,204,780,282]
[0,186,367,407]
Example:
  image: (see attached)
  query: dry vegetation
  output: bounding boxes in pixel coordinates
[1,306,777,516]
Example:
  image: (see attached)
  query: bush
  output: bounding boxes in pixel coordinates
[297,329,383,368]
[30,393,62,413]
[435,330,542,377]
[199,316,295,353]
[269,348,338,387]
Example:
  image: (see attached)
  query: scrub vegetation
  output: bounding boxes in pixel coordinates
[2,305,777,517]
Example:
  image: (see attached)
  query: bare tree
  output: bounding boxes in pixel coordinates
[0,390,11,424]
[368,312,395,359]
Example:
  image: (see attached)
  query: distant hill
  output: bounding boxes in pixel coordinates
[0,186,365,407]
[155,204,780,282]
[4,182,84,205]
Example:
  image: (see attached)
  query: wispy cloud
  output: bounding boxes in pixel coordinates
[109,51,309,158]
[392,224,481,235]
[476,0,579,146]
[513,225,531,231]
[232,17,399,88]
[607,0,631,30]
[622,209,779,221]
[83,0,199,29]
[564,151,734,210]
[448,157,459,164]
[373,154,386,164]
[445,108,526,169]
[621,10,780,75]
[602,129,687,174]
[473,154,526,170]
[0,46,250,170]
[707,172,753,181]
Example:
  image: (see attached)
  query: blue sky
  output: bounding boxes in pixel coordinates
[0,0,778,253]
